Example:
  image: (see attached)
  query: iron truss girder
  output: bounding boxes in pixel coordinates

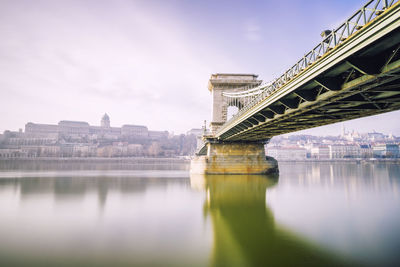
[216,5,400,141]
[218,58,400,141]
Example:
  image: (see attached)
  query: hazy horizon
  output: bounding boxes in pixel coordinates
[1,0,399,135]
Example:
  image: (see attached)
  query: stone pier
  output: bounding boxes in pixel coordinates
[191,73,278,175]
[190,142,278,175]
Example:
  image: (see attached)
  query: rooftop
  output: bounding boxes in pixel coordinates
[58,121,90,126]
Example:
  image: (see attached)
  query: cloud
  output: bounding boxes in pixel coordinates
[243,20,262,41]
[0,0,233,133]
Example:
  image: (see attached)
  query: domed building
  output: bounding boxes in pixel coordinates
[101,113,110,128]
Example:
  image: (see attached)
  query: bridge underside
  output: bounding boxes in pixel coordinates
[192,2,400,175]
[217,16,400,141]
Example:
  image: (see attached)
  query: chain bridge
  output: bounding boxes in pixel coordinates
[191,0,400,175]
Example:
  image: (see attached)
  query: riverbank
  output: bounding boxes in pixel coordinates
[0,157,190,171]
[1,157,399,172]
[276,158,400,163]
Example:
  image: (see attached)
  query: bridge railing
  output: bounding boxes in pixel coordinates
[221,0,397,130]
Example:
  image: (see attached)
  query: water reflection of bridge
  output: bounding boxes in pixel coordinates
[191,174,357,266]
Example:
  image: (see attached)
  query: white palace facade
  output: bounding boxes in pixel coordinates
[24,114,168,140]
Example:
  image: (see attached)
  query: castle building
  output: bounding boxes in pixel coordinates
[24,114,158,140]
[101,113,110,128]
[58,121,90,137]
[121,125,148,138]
[25,123,59,138]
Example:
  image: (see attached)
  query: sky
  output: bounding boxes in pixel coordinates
[0,0,399,136]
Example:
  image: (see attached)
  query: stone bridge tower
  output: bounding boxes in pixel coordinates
[208,73,262,133]
[190,73,278,175]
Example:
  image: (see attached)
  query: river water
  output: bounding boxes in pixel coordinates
[0,161,399,266]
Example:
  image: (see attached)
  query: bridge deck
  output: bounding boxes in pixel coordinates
[215,1,400,142]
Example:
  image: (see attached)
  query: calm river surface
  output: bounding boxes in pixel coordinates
[0,161,399,266]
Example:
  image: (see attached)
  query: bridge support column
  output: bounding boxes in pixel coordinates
[190,142,278,175]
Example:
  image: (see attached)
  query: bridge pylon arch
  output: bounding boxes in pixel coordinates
[190,73,278,175]
[208,73,262,134]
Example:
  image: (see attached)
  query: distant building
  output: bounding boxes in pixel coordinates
[127,144,144,156]
[25,123,59,137]
[121,125,148,138]
[0,149,28,158]
[6,137,55,146]
[359,144,373,158]
[59,144,74,157]
[72,144,94,157]
[23,114,156,141]
[58,121,90,137]
[311,145,330,159]
[267,146,307,160]
[187,128,206,150]
[373,144,399,158]
[368,131,386,141]
[148,131,168,140]
[89,126,121,139]
[187,128,203,136]
[0,113,205,158]
[101,113,110,128]
[329,144,360,158]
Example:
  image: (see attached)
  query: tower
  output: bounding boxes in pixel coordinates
[101,113,110,128]
[208,74,262,133]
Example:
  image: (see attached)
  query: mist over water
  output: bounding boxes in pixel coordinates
[0,161,399,266]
